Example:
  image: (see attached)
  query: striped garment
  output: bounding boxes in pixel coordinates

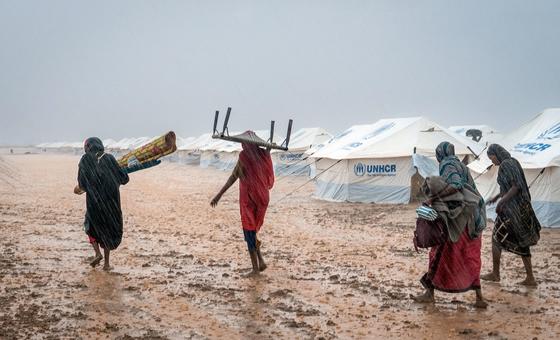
[416,205,439,221]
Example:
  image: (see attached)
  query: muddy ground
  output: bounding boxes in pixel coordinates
[1,154,559,339]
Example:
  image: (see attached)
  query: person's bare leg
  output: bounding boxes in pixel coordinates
[256,239,267,272]
[244,251,260,277]
[519,256,537,286]
[481,242,501,282]
[474,288,488,308]
[412,288,435,303]
[90,242,103,267]
[102,248,112,271]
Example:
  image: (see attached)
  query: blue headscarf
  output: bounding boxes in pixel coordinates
[436,141,455,163]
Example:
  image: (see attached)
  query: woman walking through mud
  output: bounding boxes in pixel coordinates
[74,137,129,270]
[413,142,488,308]
[210,132,274,276]
[481,144,541,286]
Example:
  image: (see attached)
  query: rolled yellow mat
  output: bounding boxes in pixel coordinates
[118,131,177,168]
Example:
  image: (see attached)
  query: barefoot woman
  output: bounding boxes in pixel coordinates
[211,132,274,276]
[414,142,488,308]
[75,137,129,270]
[481,144,541,286]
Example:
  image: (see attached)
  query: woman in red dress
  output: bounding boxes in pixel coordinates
[211,132,275,276]
[413,142,488,308]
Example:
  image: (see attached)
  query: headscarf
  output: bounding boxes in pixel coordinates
[238,131,274,232]
[239,131,274,190]
[84,137,105,155]
[487,144,511,164]
[436,141,455,162]
[434,141,487,237]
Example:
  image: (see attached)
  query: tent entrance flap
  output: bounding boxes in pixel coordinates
[212,107,293,151]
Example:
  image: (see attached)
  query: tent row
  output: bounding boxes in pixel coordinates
[305,109,559,228]
[34,127,334,176]
[34,109,559,227]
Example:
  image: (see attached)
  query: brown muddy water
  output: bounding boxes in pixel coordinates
[1,154,559,339]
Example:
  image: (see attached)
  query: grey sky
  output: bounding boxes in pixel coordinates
[1,0,559,145]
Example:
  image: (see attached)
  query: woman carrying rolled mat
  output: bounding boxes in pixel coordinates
[74,137,129,270]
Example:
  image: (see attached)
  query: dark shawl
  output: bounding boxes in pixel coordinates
[431,142,486,241]
[487,144,540,248]
[78,137,129,250]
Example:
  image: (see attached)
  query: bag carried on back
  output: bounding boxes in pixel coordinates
[413,207,448,251]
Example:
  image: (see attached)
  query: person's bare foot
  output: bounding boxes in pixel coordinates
[412,291,434,303]
[519,277,537,286]
[243,270,260,278]
[481,272,500,282]
[259,262,267,272]
[474,299,488,309]
[102,265,113,271]
[90,255,103,267]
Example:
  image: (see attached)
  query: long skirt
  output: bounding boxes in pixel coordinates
[421,228,482,292]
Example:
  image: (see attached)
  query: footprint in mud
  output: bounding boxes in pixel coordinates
[282,319,310,329]
[270,289,293,298]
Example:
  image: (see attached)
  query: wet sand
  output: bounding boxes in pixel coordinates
[1,154,559,339]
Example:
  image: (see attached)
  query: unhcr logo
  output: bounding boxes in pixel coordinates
[513,122,560,154]
[537,122,560,140]
[354,162,397,176]
[354,162,366,176]
[279,153,303,161]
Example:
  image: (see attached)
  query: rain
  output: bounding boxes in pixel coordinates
[2,1,560,339]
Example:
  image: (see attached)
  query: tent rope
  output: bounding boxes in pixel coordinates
[272,159,343,206]
[528,168,546,189]
[473,164,493,180]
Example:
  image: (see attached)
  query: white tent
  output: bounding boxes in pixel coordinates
[199,133,240,169]
[165,136,196,162]
[449,125,503,144]
[198,129,294,171]
[200,130,275,171]
[175,133,213,165]
[272,127,332,176]
[208,140,243,170]
[309,117,477,204]
[469,108,560,227]
[102,139,118,149]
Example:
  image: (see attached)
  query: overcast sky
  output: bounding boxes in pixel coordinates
[1,0,559,145]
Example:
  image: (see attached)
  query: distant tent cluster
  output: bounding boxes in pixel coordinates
[35,108,560,227]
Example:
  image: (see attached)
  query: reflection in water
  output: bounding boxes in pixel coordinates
[242,276,267,336]
[83,270,124,316]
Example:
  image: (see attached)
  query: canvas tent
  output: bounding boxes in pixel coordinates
[174,133,213,165]
[469,108,560,228]
[272,127,332,176]
[199,132,242,169]
[200,130,278,171]
[309,117,477,204]
[165,136,196,162]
